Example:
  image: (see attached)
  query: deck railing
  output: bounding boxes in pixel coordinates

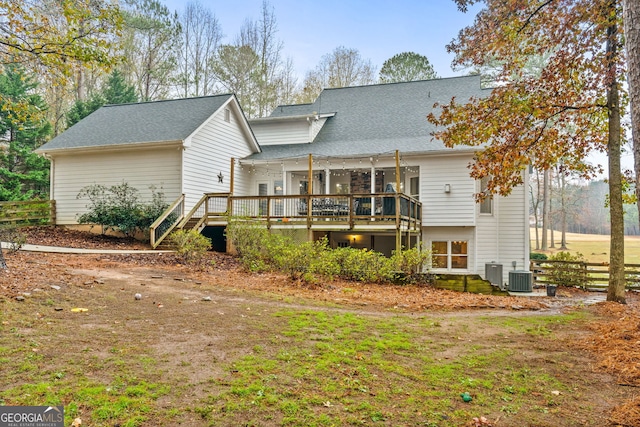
[150,192,422,247]
[227,192,421,230]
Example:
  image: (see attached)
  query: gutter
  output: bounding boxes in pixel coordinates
[35,139,183,156]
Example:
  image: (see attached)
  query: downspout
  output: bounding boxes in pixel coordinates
[524,169,531,270]
[307,154,313,240]
[48,155,55,224]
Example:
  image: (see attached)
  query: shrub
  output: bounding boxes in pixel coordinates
[77,182,169,238]
[226,219,431,284]
[391,244,431,275]
[225,219,273,272]
[389,244,432,284]
[168,229,212,264]
[545,251,587,287]
[0,225,26,253]
[530,252,548,260]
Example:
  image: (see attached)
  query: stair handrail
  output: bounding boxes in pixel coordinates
[177,193,208,229]
[178,192,232,231]
[149,194,185,248]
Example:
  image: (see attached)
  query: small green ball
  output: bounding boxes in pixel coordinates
[460,392,472,402]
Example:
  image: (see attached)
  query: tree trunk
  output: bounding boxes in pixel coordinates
[0,246,6,270]
[606,15,626,303]
[549,169,555,248]
[560,171,568,250]
[541,168,550,250]
[624,0,640,231]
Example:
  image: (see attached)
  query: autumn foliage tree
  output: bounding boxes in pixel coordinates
[0,0,123,78]
[428,0,626,302]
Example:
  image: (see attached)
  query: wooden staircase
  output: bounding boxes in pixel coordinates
[149,193,230,249]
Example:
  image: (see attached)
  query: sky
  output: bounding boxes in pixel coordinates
[161,0,483,80]
[160,0,632,173]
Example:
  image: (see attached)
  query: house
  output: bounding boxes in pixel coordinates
[244,75,530,283]
[36,75,530,285]
[35,94,260,226]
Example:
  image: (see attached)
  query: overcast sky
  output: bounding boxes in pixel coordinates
[160,0,633,173]
[161,0,483,79]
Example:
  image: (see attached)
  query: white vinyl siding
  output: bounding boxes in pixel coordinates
[421,155,476,226]
[310,117,329,141]
[251,120,311,145]
[475,181,529,283]
[52,147,181,224]
[183,103,255,210]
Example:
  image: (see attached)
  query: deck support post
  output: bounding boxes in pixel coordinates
[307,154,313,232]
[230,157,235,195]
[395,150,401,253]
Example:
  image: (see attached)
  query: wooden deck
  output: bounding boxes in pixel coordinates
[150,193,422,248]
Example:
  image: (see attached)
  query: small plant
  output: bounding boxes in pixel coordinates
[0,225,26,253]
[545,251,587,287]
[168,230,212,264]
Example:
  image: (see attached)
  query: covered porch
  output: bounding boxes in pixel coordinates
[150,192,421,250]
[150,151,423,251]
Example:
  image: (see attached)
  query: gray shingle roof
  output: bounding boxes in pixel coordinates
[269,103,317,117]
[37,94,235,152]
[248,75,488,161]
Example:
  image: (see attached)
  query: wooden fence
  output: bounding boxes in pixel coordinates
[0,200,56,226]
[530,259,640,290]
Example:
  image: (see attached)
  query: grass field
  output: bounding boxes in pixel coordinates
[530,229,640,264]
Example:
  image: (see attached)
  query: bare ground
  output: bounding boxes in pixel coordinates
[1,226,640,426]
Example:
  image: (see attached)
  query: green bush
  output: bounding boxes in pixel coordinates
[225,219,431,284]
[168,229,212,264]
[77,182,168,238]
[319,247,390,282]
[530,252,548,260]
[545,251,587,287]
[225,219,273,272]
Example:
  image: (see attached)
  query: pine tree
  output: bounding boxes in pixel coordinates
[66,70,138,128]
[0,65,52,201]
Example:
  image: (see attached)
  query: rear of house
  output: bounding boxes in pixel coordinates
[35,76,529,286]
[36,94,259,225]
[246,75,530,284]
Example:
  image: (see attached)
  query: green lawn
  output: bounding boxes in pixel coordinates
[530,229,640,264]
[0,281,622,427]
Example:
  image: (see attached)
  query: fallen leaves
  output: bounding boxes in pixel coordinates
[574,300,640,427]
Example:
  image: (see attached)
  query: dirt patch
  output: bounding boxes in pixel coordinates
[21,225,151,250]
[1,226,640,425]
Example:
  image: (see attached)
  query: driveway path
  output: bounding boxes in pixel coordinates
[1,242,170,254]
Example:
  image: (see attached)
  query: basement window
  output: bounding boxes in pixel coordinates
[432,240,468,270]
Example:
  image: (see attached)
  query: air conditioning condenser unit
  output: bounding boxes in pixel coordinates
[508,270,532,292]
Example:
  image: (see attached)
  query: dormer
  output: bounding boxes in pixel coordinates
[249,112,335,146]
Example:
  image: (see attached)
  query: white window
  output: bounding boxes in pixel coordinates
[431,240,468,270]
[410,176,419,200]
[479,176,493,214]
[224,108,231,122]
